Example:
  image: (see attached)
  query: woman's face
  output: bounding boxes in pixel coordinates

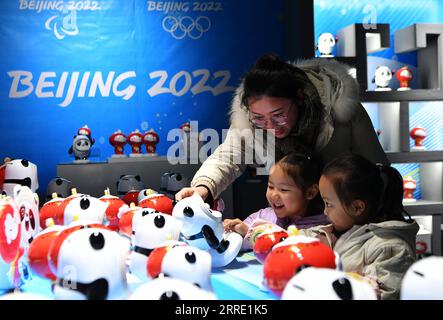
[319,175,355,232]
[248,96,298,139]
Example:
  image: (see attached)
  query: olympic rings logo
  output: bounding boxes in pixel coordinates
[162,15,211,40]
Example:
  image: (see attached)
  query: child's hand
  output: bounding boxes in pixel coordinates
[223,219,249,237]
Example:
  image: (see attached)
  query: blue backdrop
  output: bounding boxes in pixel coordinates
[0,0,285,196]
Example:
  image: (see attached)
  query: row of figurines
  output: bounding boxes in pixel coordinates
[316,33,414,91]
[69,123,192,162]
[0,189,440,300]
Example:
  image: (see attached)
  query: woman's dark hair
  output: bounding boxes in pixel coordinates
[240,53,324,150]
[276,152,324,215]
[322,154,408,223]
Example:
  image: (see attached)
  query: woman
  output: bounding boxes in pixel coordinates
[176,54,388,204]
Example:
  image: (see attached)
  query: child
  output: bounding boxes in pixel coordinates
[298,154,419,300]
[224,152,329,250]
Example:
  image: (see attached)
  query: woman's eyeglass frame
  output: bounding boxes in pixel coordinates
[248,105,292,129]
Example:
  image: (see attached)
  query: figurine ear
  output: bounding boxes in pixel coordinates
[372,77,375,83]
[119,174,125,179]
[116,181,120,188]
[335,36,339,42]
[135,175,141,182]
[392,70,396,75]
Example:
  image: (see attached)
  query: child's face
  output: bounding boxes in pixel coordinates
[266,164,309,219]
[319,175,355,232]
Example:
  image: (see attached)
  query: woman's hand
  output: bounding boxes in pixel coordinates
[175,186,209,201]
[223,218,248,237]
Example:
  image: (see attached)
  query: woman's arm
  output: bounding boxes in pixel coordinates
[191,127,249,199]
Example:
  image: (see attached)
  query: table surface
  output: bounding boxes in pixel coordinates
[2,252,278,300]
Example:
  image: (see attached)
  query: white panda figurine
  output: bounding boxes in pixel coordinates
[61,194,108,226]
[1,159,39,197]
[12,185,40,249]
[129,276,217,300]
[372,66,394,91]
[53,227,130,300]
[147,243,212,290]
[401,256,443,300]
[129,211,182,281]
[281,267,378,300]
[316,32,337,58]
[172,194,242,267]
[68,134,93,163]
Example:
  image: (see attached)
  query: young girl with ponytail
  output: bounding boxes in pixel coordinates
[299,154,419,300]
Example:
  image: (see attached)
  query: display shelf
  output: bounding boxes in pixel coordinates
[387,151,443,163]
[361,90,443,102]
[404,200,443,216]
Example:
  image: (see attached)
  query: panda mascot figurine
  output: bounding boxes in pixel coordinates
[1,159,39,197]
[68,134,93,163]
[372,66,394,91]
[172,194,242,267]
[160,172,190,200]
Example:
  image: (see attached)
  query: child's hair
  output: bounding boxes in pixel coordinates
[276,152,323,215]
[322,154,408,223]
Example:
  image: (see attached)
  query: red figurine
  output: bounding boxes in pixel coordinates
[396,66,413,91]
[99,188,128,231]
[127,129,144,157]
[403,176,417,203]
[410,127,427,151]
[143,129,160,157]
[109,130,127,158]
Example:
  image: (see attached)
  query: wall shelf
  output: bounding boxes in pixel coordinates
[361,89,443,102]
[404,200,443,216]
[387,151,443,163]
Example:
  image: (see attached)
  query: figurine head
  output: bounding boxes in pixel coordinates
[281,268,377,300]
[13,185,40,248]
[143,130,159,144]
[373,66,394,88]
[1,159,39,197]
[129,277,217,300]
[263,235,340,295]
[317,32,337,55]
[58,194,108,226]
[127,130,143,146]
[116,175,145,200]
[46,177,72,201]
[396,66,413,86]
[172,194,223,250]
[71,135,92,159]
[109,130,127,147]
[147,243,212,290]
[160,172,190,198]
[401,256,443,300]
[53,227,130,300]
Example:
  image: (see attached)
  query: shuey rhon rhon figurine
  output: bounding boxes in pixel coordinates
[0,195,22,290]
[396,66,413,91]
[127,130,143,158]
[172,194,242,267]
[402,176,417,203]
[143,129,160,157]
[281,268,377,300]
[372,66,394,91]
[410,127,427,151]
[263,235,340,296]
[109,130,127,158]
[316,32,337,58]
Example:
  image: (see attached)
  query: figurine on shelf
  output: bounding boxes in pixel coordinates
[109,130,127,158]
[396,66,413,91]
[410,126,427,151]
[68,134,93,163]
[143,129,160,157]
[372,66,394,91]
[316,32,337,58]
[127,130,143,158]
[403,176,417,203]
[77,125,95,146]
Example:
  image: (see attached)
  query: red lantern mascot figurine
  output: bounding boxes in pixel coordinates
[127,129,143,158]
[403,176,417,203]
[396,66,413,91]
[143,129,160,157]
[109,130,127,158]
[410,127,427,151]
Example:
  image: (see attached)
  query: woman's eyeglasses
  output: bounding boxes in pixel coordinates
[249,111,289,129]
